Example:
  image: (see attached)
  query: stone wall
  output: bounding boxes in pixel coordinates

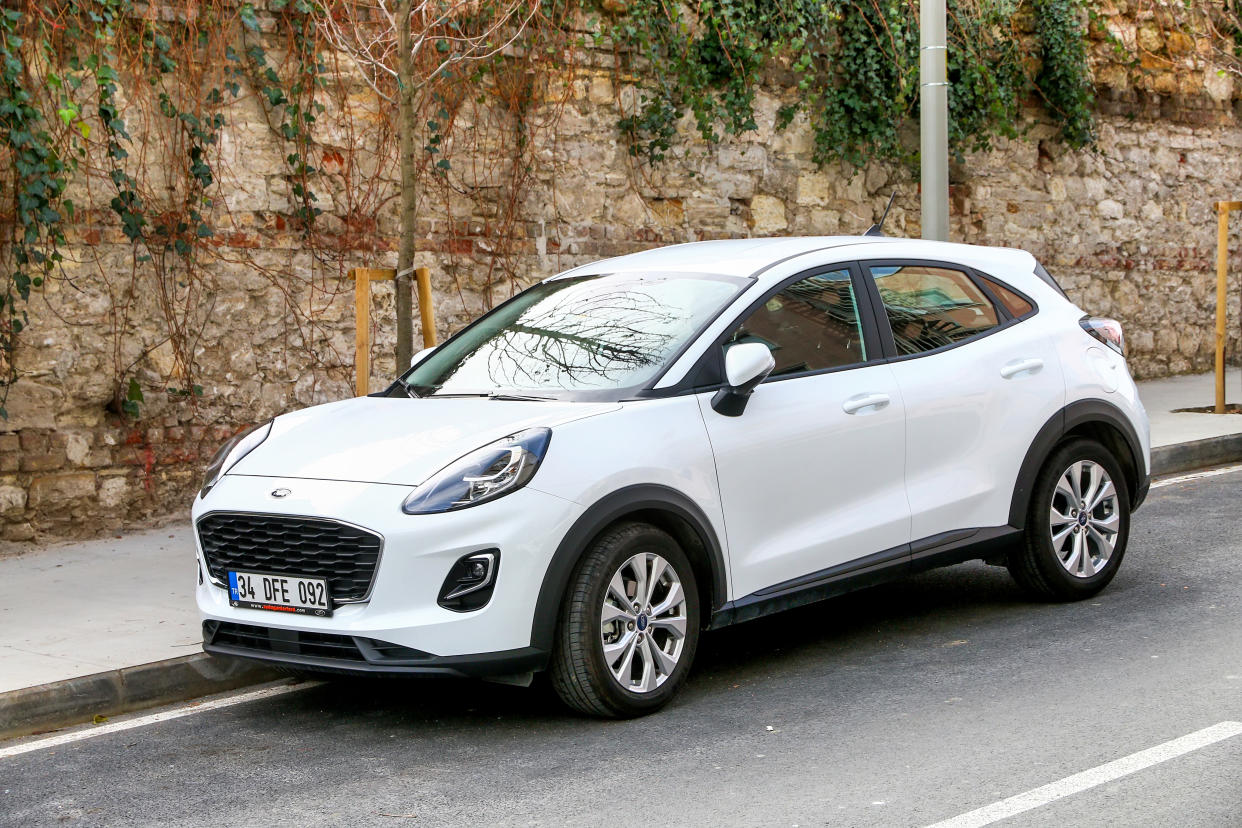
[3,2,1242,543]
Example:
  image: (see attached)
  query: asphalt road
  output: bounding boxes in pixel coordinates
[2,469,1240,827]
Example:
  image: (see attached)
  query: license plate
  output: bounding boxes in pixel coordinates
[228,571,333,617]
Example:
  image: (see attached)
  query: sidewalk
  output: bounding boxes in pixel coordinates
[2,370,1241,737]
[0,527,200,694]
[1140,370,1242,447]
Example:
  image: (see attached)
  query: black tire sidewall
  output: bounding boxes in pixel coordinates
[575,525,701,716]
[1026,438,1131,598]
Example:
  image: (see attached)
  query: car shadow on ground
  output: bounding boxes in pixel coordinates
[272,561,1034,727]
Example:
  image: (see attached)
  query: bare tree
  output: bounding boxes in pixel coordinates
[318,0,540,368]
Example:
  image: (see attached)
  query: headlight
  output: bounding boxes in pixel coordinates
[402,428,551,515]
[199,421,273,499]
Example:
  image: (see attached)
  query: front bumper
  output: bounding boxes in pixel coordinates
[193,474,582,676]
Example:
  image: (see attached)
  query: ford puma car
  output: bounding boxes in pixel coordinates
[195,236,1150,717]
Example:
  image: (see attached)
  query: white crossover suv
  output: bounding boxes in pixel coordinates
[194,236,1150,717]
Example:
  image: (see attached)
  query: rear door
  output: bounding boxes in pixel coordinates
[697,264,911,600]
[858,260,1064,548]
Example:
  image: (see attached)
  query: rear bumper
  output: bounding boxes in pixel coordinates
[203,620,547,678]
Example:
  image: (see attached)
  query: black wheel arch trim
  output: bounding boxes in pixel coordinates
[530,483,728,655]
[1009,398,1148,528]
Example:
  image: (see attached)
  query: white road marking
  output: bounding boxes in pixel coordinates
[924,721,1242,828]
[0,681,317,761]
[1151,462,1242,489]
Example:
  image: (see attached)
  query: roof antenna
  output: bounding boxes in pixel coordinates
[864,191,898,237]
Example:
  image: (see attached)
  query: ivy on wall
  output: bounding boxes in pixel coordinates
[0,6,70,418]
[608,0,1096,168]
[1033,0,1095,147]
[0,0,1193,423]
[0,0,327,418]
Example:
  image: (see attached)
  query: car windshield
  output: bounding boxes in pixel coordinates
[401,272,748,399]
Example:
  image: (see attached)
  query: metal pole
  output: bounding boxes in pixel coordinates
[1217,203,1229,414]
[920,0,949,242]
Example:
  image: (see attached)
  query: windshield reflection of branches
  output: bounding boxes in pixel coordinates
[453,288,681,390]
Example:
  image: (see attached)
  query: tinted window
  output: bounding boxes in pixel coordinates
[404,272,746,397]
[980,275,1034,318]
[726,269,866,376]
[868,264,1000,355]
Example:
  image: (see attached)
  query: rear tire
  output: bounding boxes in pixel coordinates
[549,522,700,718]
[1008,437,1131,601]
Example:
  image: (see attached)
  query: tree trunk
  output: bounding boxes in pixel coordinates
[394,0,416,371]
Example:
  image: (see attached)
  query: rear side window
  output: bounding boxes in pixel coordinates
[725,268,866,376]
[866,264,1000,356]
[979,276,1034,318]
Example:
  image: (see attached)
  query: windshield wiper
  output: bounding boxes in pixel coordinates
[487,392,556,401]
[407,390,556,401]
[401,381,428,399]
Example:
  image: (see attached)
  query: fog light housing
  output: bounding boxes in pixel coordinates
[438,550,499,612]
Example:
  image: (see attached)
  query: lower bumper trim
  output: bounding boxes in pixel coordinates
[202,621,547,678]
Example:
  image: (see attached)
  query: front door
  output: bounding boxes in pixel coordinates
[697,266,911,600]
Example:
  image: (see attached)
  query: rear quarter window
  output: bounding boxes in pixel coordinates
[979,275,1035,319]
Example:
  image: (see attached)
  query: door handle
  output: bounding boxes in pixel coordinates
[1000,358,1044,379]
[842,392,890,415]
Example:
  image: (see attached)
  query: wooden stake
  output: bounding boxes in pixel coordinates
[1215,203,1241,414]
[349,268,396,396]
[416,266,437,348]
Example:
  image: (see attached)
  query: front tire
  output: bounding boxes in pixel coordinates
[1008,437,1131,600]
[549,522,700,718]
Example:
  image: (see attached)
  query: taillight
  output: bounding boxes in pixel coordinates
[1080,316,1125,356]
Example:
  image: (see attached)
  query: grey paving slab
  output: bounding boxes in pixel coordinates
[1138,370,1242,447]
[0,526,199,693]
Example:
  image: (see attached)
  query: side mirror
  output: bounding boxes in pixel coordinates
[711,342,775,416]
[410,346,437,368]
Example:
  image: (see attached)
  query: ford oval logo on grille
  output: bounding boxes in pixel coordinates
[270,488,291,498]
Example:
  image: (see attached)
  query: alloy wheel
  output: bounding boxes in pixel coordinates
[600,552,688,693]
[1049,459,1120,578]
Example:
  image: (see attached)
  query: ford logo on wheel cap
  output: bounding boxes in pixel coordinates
[270,488,291,498]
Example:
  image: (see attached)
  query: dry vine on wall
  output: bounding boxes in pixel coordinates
[2,0,1238,425]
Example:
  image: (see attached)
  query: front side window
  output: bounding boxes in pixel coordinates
[867,264,1000,356]
[725,268,867,377]
[402,272,747,399]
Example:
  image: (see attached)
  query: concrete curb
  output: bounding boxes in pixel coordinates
[0,653,282,742]
[1151,433,1242,476]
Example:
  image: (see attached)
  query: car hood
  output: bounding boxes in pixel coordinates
[228,395,619,487]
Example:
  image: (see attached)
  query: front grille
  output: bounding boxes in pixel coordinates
[197,512,383,602]
[203,621,430,665]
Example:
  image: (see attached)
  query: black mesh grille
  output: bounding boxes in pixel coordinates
[197,512,382,602]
